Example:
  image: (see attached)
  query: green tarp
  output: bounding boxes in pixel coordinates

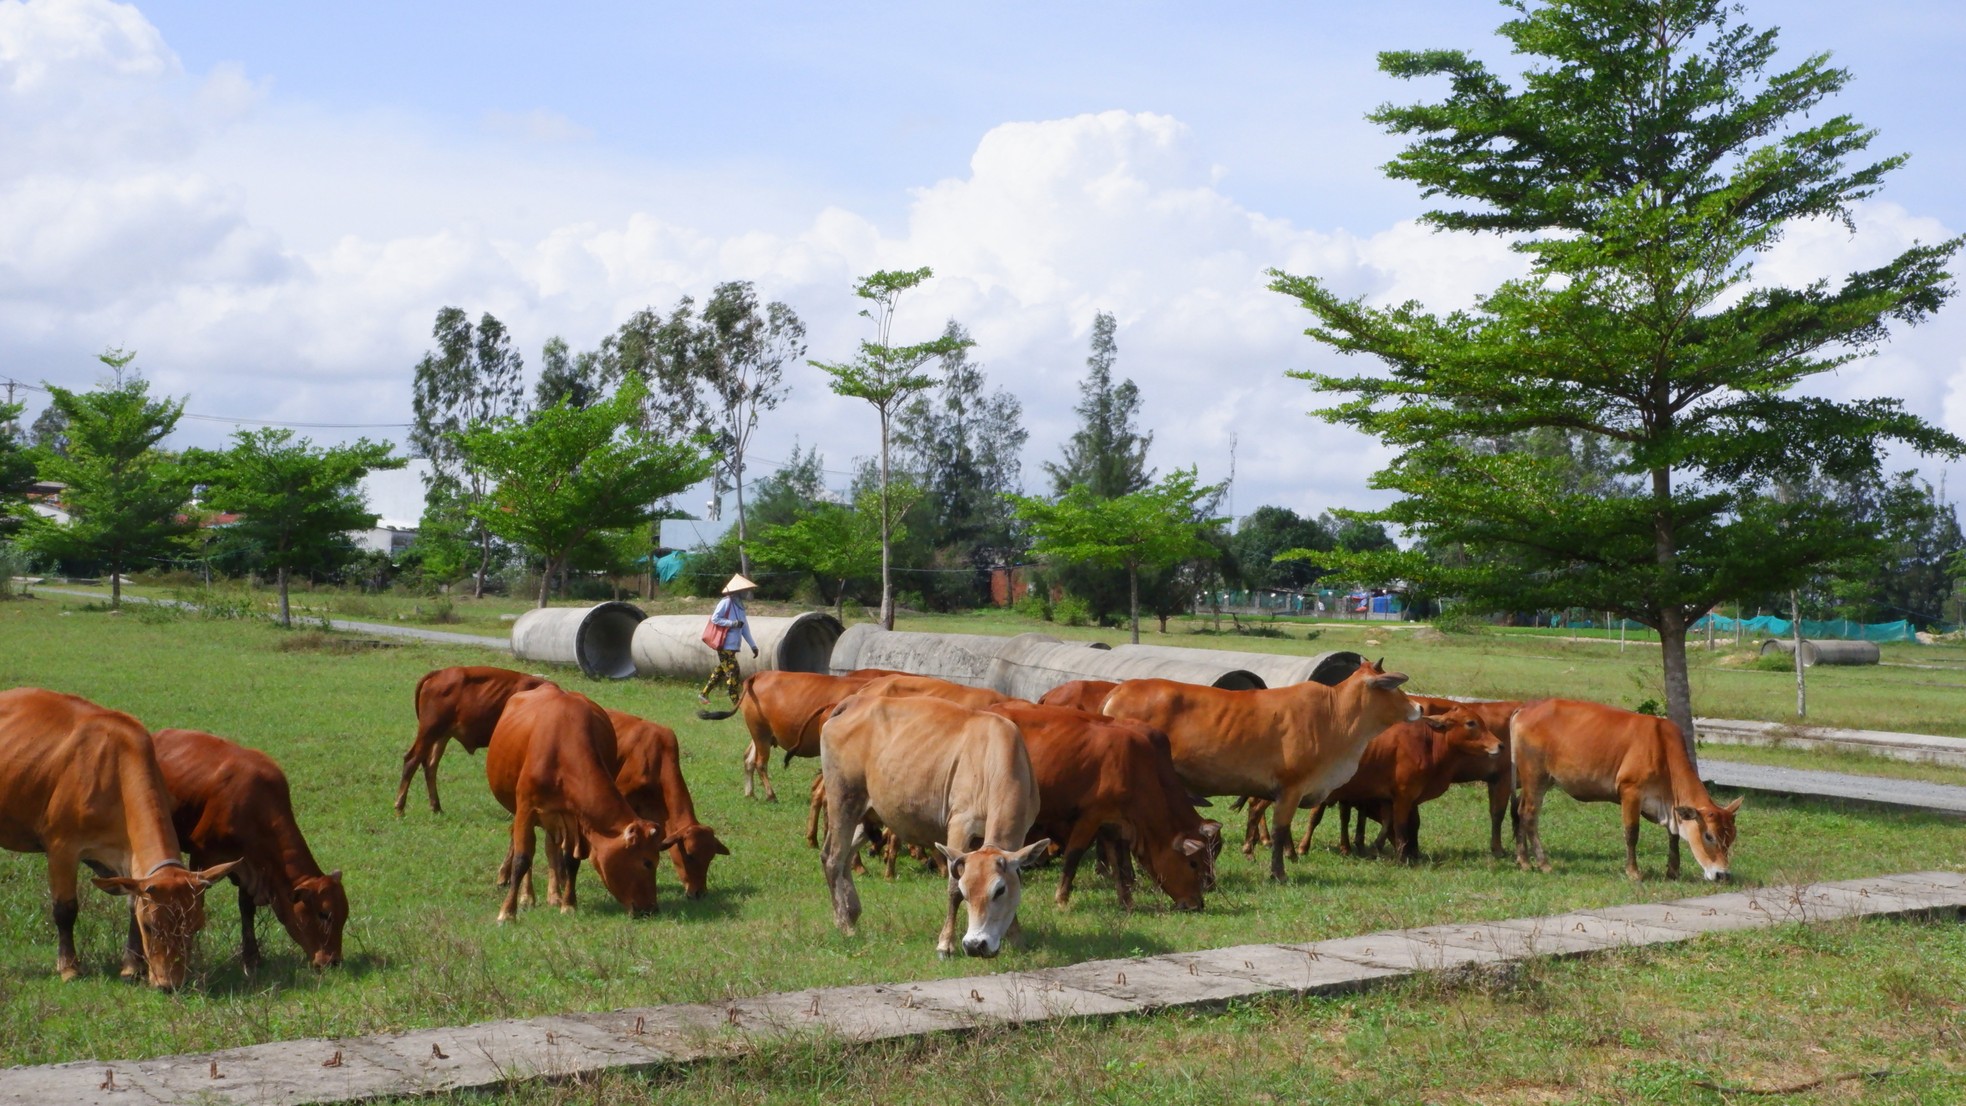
[1691,614,1917,642]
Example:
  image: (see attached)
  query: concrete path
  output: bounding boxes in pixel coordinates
[6,871,1961,1106]
[1703,760,1966,818]
[1695,717,1966,770]
[36,587,510,650]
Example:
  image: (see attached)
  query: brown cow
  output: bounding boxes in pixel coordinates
[396,666,550,814]
[1409,695,1529,857]
[1511,698,1741,881]
[854,673,1011,709]
[820,695,1047,957]
[1101,659,1419,881]
[604,710,730,899]
[1037,679,1120,714]
[987,703,1217,910]
[152,728,349,972]
[1299,708,1503,862]
[485,685,678,920]
[0,689,238,988]
[737,670,898,801]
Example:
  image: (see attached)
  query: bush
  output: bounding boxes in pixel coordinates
[1751,650,1799,672]
[1054,595,1093,627]
[1013,594,1052,622]
[0,543,33,600]
[418,597,459,625]
[1432,607,1492,635]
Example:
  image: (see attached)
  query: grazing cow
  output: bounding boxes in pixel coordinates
[396,666,550,814]
[152,728,348,972]
[1411,695,1529,857]
[819,695,1048,957]
[0,688,238,988]
[986,703,1218,910]
[1297,708,1503,862]
[604,710,730,899]
[485,685,678,920]
[737,670,897,801]
[1511,698,1741,881]
[1037,680,1120,714]
[1101,659,1419,881]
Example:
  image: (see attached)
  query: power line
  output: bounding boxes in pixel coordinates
[2,377,412,431]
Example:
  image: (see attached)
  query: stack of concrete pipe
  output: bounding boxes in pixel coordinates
[1759,638,1882,667]
[826,624,1063,687]
[631,612,844,681]
[1116,644,1365,687]
[509,601,647,680]
[984,634,1264,701]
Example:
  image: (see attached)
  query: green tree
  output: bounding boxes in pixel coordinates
[0,399,34,539]
[751,488,894,621]
[697,281,804,575]
[746,443,829,531]
[810,267,970,629]
[1009,467,1224,644]
[1268,0,1963,752]
[29,403,69,457]
[26,352,192,607]
[532,337,609,412]
[894,320,1028,561]
[454,378,712,608]
[1232,506,1334,592]
[1044,311,1153,498]
[194,429,405,626]
[410,308,528,597]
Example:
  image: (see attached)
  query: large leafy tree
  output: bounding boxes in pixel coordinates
[454,378,712,608]
[410,308,528,597]
[1009,467,1224,644]
[1270,0,1963,752]
[811,267,969,629]
[27,353,193,607]
[697,280,804,574]
[1232,506,1335,592]
[751,488,894,621]
[0,399,33,539]
[194,429,404,626]
[1044,310,1153,498]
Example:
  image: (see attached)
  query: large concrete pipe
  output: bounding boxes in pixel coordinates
[986,634,1264,702]
[827,624,1056,688]
[1117,644,1365,687]
[631,612,844,681]
[510,602,646,679]
[1759,638,1882,667]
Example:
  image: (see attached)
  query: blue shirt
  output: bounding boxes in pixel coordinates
[711,595,759,651]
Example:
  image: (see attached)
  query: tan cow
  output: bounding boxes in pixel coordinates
[0,688,239,988]
[396,666,550,814]
[1101,659,1419,881]
[1511,698,1741,881]
[1411,694,1530,857]
[604,710,730,899]
[737,669,898,801]
[819,695,1048,957]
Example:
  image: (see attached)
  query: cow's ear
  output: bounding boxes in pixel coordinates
[932,842,961,877]
[193,859,242,886]
[1422,715,1448,730]
[1187,792,1212,808]
[1367,672,1409,690]
[328,870,343,885]
[92,876,142,897]
[1720,796,1743,815]
[1198,822,1221,840]
[713,838,732,856]
[1008,839,1052,869]
[1674,805,1698,821]
[1178,837,1206,857]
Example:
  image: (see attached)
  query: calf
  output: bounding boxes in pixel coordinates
[737,670,895,801]
[604,710,730,899]
[820,695,1048,957]
[152,728,348,972]
[987,703,1217,910]
[485,686,677,920]
[1511,698,1741,881]
[396,666,549,814]
[0,688,238,988]
[1413,695,1530,857]
[1300,709,1503,862]
[1037,679,1120,714]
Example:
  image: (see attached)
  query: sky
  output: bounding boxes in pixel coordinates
[6,0,1966,524]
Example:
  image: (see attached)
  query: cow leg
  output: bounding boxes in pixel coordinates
[1268,789,1307,882]
[1665,824,1681,880]
[1487,774,1512,859]
[1110,834,1137,911]
[1240,799,1269,857]
[1390,797,1416,864]
[499,814,537,922]
[1054,819,1103,907]
[1516,774,1551,873]
[1620,791,1644,881]
[543,834,568,909]
[122,902,144,980]
[1368,804,1393,855]
[1303,802,1328,854]
[557,841,581,914]
[806,775,826,848]
[47,853,83,982]
[820,774,865,936]
[238,881,263,974]
[882,828,900,881]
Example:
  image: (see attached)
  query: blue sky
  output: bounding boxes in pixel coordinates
[8,0,1966,518]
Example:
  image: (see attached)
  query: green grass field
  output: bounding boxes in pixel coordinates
[0,590,1962,1096]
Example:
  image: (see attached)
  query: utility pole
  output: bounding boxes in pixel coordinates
[1791,590,1807,719]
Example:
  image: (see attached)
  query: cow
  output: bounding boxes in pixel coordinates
[1297,708,1503,862]
[484,685,678,920]
[737,670,898,802]
[604,710,730,899]
[1101,658,1419,882]
[396,666,550,815]
[1412,694,1530,857]
[819,694,1048,957]
[152,728,348,973]
[1510,698,1741,881]
[1037,679,1120,714]
[986,703,1218,910]
[0,688,239,989]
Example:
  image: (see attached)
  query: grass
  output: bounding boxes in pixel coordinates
[0,592,1961,1073]
[397,916,1966,1105]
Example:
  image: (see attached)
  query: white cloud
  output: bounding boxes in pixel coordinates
[479,107,592,144]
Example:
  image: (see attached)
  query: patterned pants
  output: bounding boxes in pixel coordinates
[701,650,742,706]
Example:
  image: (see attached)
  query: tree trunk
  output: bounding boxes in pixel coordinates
[277,564,291,628]
[835,578,846,624]
[538,557,554,609]
[110,548,122,609]
[1659,609,1698,766]
[1128,563,1141,645]
[734,449,750,576]
[1791,590,1806,719]
[473,528,490,600]
[878,407,894,631]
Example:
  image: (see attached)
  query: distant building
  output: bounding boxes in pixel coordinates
[351,520,418,557]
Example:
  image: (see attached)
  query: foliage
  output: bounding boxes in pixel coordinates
[1232,506,1332,592]
[893,320,1028,572]
[191,428,403,626]
[532,336,609,412]
[1431,607,1492,635]
[24,353,193,607]
[695,280,805,573]
[1013,593,1051,622]
[1269,0,1965,746]
[745,443,829,530]
[752,487,901,618]
[28,402,68,457]
[1044,311,1153,498]
[1808,470,1962,626]
[1052,593,1092,627]
[0,399,34,539]
[1009,467,1225,643]
[454,377,713,607]
[0,542,33,599]
[809,267,970,628]
[410,308,528,596]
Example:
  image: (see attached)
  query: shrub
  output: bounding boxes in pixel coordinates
[1751,650,1799,672]
[0,543,33,600]
[1013,594,1052,622]
[1054,595,1092,627]
[1432,607,1492,635]
[418,597,459,625]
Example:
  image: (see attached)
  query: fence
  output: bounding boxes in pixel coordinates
[1692,613,1919,643]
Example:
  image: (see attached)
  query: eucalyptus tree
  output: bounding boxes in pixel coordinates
[410,308,527,596]
[697,281,804,574]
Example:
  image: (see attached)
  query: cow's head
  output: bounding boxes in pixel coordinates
[1143,826,1217,912]
[933,839,1050,957]
[286,870,348,970]
[92,859,241,990]
[1425,709,1503,764]
[1341,657,1418,737]
[590,821,682,916]
[1673,797,1742,881]
[667,824,732,900]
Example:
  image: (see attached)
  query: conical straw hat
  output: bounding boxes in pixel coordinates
[722,574,757,594]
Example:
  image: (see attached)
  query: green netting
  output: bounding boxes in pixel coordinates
[1691,614,1917,642]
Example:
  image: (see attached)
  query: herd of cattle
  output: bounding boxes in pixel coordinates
[0,654,1742,987]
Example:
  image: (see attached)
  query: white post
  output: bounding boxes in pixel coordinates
[1791,590,1806,719]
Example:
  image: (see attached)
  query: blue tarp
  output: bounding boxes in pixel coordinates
[655,550,690,584]
[1691,614,1917,642]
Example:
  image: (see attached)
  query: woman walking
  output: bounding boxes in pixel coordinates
[698,574,760,719]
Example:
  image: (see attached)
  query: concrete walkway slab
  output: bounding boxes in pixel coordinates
[1702,760,1966,818]
[6,871,1963,1106]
